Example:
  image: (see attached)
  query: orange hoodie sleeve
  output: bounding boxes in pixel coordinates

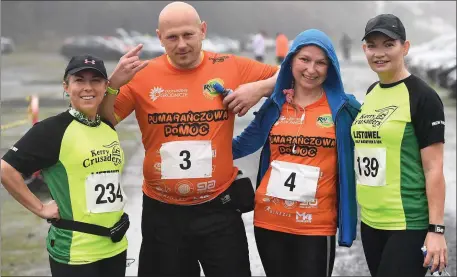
[234,55,278,85]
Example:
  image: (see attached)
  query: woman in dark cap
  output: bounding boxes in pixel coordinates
[353,14,448,277]
[1,54,129,277]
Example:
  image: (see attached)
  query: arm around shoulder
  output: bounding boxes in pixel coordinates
[233,102,272,160]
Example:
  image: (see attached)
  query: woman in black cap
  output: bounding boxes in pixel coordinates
[352,14,448,277]
[1,54,129,277]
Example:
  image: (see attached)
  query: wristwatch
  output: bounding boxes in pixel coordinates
[106,86,119,96]
[428,224,445,234]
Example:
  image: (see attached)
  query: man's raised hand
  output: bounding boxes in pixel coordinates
[108,44,149,89]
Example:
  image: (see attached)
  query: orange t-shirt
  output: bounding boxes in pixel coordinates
[276,34,289,58]
[254,93,338,235]
[114,51,278,205]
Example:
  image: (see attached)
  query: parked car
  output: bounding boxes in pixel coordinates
[116,28,165,59]
[436,59,456,88]
[60,36,126,61]
[405,33,456,99]
[406,34,456,77]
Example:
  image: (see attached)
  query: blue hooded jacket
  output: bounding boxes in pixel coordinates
[232,29,361,247]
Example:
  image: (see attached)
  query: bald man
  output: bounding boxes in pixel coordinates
[98,2,279,276]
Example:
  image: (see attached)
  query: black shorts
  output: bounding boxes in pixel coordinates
[254,226,336,277]
[361,221,428,277]
[137,193,251,277]
[49,250,127,277]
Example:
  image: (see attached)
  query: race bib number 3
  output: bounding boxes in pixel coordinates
[266,160,320,202]
[354,147,386,187]
[160,140,212,179]
[86,172,126,213]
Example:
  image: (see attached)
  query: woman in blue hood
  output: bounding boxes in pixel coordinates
[232,29,361,276]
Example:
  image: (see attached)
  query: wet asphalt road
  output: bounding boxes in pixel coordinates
[1,51,455,276]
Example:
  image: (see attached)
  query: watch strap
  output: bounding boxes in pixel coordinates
[428,224,445,234]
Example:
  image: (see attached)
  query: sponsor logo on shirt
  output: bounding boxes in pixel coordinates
[152,182,171,193]
[175,180,195,196]
[82,141,122,168]
[274,115,302,126]
[265,206,292,218]
[353,105,398,128]
[209,56,229,64]
[203,78,224,100]
[10,146,18,152]
[296,211,313,223]
[149,86,188,101]
[193,194,211,201]
[196,180,216,194]
[299,199,318,209]
[283,200,298,209]
[316,114,334,128]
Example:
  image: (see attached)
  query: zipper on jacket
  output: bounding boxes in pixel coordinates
[334,99,347,243]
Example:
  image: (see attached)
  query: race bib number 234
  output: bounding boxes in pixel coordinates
[85,172,126,213]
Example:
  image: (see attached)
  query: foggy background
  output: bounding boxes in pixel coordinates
[1,1,456,52]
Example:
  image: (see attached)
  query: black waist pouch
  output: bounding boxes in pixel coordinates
[49,213,130,243]
[109,213,130,242]
[216,172,255,213]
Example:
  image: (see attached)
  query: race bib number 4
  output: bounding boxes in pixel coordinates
[354,147,386,187]
[86,172,126,213]
[266,160,320,202]
[160,140,212,179]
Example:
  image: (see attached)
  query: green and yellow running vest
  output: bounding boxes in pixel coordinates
[351,75,445,230]
[2,110,127,264]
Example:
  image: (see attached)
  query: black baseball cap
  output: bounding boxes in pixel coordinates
[64,54,108,80]
[362,14,406,41]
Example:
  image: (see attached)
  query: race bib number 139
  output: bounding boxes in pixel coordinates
[354,147,386,187]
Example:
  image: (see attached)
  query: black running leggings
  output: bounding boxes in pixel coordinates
[361,222,428,277]
[254,226,336,277]
[49,250,127,277]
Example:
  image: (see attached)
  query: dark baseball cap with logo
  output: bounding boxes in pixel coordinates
[362,14,406,41]
[63,54,108,80]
